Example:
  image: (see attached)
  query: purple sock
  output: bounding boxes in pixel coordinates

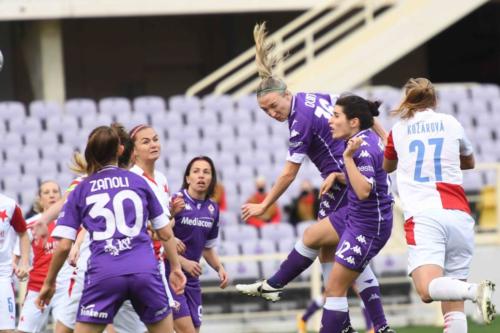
[302,299,322,322]
[267,249,314,288]
[360,286,387,331]
[361,303,373,330]
[320,309,351,333]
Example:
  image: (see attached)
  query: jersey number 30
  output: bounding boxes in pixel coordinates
[409,138,444,182]
[87,190,144,241]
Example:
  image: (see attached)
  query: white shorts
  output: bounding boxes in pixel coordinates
[18,287,70,333]
[406,209,474,279]
[58,270,147,333]
[0,279,15,330]
[57,269,84,330]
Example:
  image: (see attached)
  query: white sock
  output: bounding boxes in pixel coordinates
[324,296,348,312]
[294,239,319,260]
[428,277,478,301]
[355,265,379,292]
[444,311,467,333]
[321,262,333,284]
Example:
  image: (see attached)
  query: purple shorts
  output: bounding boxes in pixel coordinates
[171,282,202,327]
[77,273,171,325]
[327,204,348,236]
[334,227,390,272]
[318,186,347,220]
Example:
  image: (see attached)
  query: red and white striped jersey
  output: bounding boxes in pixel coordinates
[384,109,474,220]
[0,193,27,279]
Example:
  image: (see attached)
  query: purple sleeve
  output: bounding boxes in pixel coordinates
[52,189,82,240]
[287,114,313,164]
[205,205,220,248]
[353,147,376,186]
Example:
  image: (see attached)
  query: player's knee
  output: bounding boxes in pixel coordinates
[302,226,316,247]
[416,289,433,303]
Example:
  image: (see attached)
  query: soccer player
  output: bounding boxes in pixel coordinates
[320,95,393,333]
[15,180,73,333]
[0,193,30,333]
[36,125,186,333]
[236,22,393,333]
[169,156,228,333]
[383,78,496,330]
[128,124,186,303]
[55,124,151,333]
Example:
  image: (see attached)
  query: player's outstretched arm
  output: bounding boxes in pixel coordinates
[241,161,300,220]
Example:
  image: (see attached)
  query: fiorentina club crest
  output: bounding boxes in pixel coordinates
[208,204,215,216]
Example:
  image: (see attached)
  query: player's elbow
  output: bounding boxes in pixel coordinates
[156,225,173,242]
[383,159,397,173]
[355,186,371,201]
[460,154,475,170]
[57,238,73,253]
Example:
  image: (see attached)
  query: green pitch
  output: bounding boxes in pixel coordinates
[305,319,499,333]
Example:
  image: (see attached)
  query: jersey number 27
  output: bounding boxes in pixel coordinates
[409,138,444,182]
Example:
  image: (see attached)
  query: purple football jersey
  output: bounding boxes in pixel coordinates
[53,166,169,283]
[168,189,219,283]
[287,92,345,179]
[288,93,347,215]
[343,129,393,236]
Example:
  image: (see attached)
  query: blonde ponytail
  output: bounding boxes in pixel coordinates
[393,78,437,119]
[253,22,288,97]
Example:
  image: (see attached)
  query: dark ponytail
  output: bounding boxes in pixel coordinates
[336,95,380,130]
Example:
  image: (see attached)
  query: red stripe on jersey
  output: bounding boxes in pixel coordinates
[143,173,158,186]
[404,217,416,245]
[436,182,471,214]
[11,205,27,232]
[384,131,398,160]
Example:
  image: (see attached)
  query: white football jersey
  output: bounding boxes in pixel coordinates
[385,109,474,220]
[0,193,27,279]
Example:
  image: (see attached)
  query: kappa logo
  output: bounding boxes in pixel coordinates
[368,293,380,302]
[360,140,369,147]
[185,203,192,211]
[80,304,108,319]
[359,150,370,158]
[356,235,367,244]
[290,129,300,138]
[346,256,356,265]
[352,245,362,255]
